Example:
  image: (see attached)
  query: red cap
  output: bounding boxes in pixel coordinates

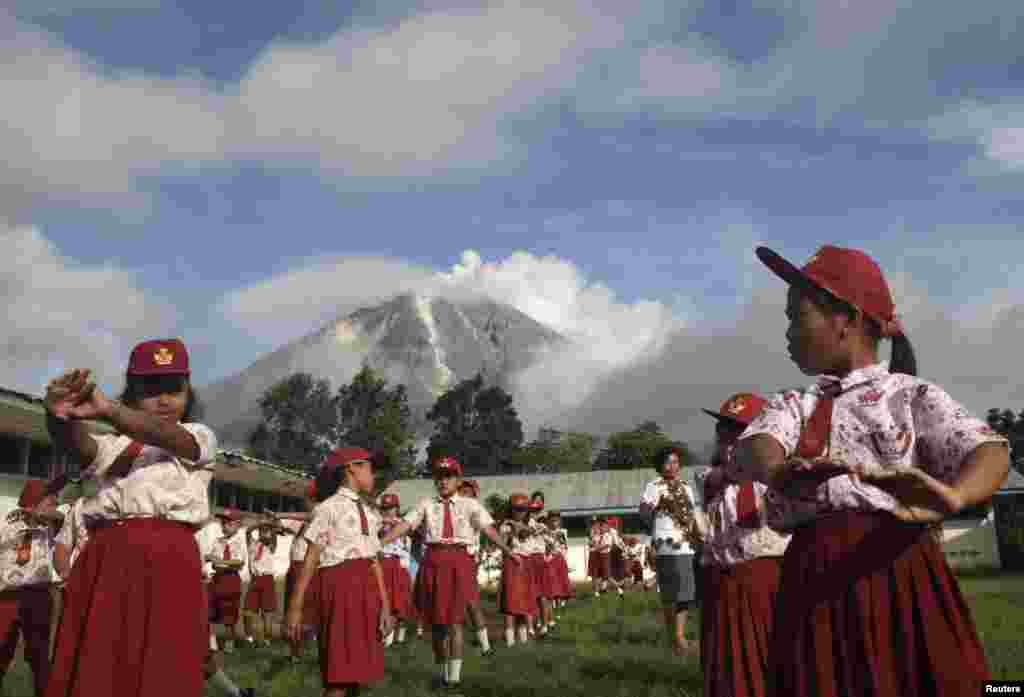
[528,499,543,511]
[432,456,463,477]
[306,481,317,499]
[18,480,47,509]
[323,447,372,471]
[756,245,902,337]
[379,493,400,509]
[509,493,529,508]
[127,338,191,376]
[702,392,767,426]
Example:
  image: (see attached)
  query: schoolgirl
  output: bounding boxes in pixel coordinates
[377,493,414,647]
[274,481,319,662]
[731,245,1008,697]
[244,520,284,647]
[284,447,392,697]
[208,509,249,653]
[455,479,493,656]
[497,494,537,646]
[42,337,217,697]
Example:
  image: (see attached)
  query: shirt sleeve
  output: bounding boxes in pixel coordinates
[469,500,494,530]
[912,382,1009,481]
[180,423,218,468]
[86,433,132,477]
[640,480,660,507]
[733,390,805,479]
[303,504,334,549]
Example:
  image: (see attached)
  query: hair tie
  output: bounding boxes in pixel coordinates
[882,316,904,338]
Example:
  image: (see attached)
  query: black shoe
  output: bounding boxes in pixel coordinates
[481,648,495,657]
[239,689,256,697]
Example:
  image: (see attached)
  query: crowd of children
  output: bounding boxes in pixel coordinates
[0,242,1010,697]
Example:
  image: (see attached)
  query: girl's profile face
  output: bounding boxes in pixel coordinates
[136,375,189,423]
[348,460,375,495]
[785,287,846,376]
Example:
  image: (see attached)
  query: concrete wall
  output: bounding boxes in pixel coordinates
[939,514,1002,569]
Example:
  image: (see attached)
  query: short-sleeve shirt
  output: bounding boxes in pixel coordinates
[79,422,218,525]
[215,528,248,569]
[699,480,790,566]
[0,517,54,591]
[641,477,699,555]
[379,518,412,567]
[736,362,1008,530]
[402,494,494,546]
[248,530,278,577]
[193,520,220,580]
[303,488,381,570]
[498,519,533,556]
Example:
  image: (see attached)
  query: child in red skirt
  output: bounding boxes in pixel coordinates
[208,509,248,653]
[542,512,572,613]
[275,482,319,663]
[698,392,790,697]
[525,500,556,636]
[377,493,414,647]
[587,517,611,596]
[244,521,282,648]
[379,456,517,693]
[285,447,393,697]
[0,481,57,697]
[455,480,493,656]
[41,338,217,697]
[497,494,537,646]
[731,245,1009,697]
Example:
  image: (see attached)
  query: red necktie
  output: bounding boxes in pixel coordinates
[736,482,760,529]
[795,383,841,459]
[107,441,144,478]
[442,499,454,539]
[15,531,32,566]
[255,544,263,561]
[357,501,369,536]
[223,541,232,561]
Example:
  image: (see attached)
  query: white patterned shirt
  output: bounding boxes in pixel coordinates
[498,519,533,557]
[0,517,54,591]
[55,499,91,576]
[248,530,278,577]
[698,479,791,566]
[641,477,699,556]
[379,518,412,569]
[734,362,1008,530]
[79,423,217,525]
[194,520,221,580]
[402,494,494,546]
[304,488,381,570]
[281,519,311,563]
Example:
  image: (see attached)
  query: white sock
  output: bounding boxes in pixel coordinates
[548,621,556,628]
[209,669,241,697]
[448,659,463,683]
[517,625,529,643]
[505,628,515,647]
[209,633,218,651]
[477,628,490,652]
[397,626,407,643]
[383,630,394,647]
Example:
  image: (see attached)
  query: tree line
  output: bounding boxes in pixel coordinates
[247,366,691,485]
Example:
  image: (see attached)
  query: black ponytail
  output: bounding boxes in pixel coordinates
[889,332,917,376]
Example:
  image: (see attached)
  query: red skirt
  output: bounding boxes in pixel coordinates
[629,560,644,582]
[414,546,475,625]
[244,574,278,612]
[557,555,575,598]
[0,586,53,695]
[318,559,383,686]
[466,557,481,607]
[380,557,413,620]
[588,550,611,580]
[770,511,989,697]
[541,555,560,599]
[210,571,242,625]
[45,519,205,697]
[284,561,319,627]
[499,555,534,616]
[701,557,781,697]
[610,547,627,581]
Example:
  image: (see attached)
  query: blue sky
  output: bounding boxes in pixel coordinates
[3,0,1023,441]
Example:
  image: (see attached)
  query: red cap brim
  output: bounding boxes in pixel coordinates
[756,246,818,292]
[700,408,748,427]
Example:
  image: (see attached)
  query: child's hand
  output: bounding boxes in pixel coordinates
[45,369,92,419]
[285,609,304,644]
[379,608,394,641]
[850,463,958,523]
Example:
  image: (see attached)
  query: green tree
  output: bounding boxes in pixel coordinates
[426,373,524,474]
[508,428,597,474]
[337,364,416,491]
[593,421,689,470]
[248,373,336,472]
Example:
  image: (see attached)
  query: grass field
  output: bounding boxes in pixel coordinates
[5,572,1024,696]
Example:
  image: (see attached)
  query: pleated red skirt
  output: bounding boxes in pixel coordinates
[317,559,383,687]
[45,519,205,697]
[284,561,319,628]
[210,571,241,626]
[770,511,989,697]
[701,557,781,697]
[466,557,481,606]
[588,551,611,580]
[528,554,551,600]
[380,556,413,620]
[549,555,570,598]
[414,546,475,625]
[244,574,277,612]
[499,555,535,616]
[610,548,627,581]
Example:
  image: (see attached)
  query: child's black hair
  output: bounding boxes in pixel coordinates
[119,375,204,422]
[654,445,685,470]
[314,465,345,503]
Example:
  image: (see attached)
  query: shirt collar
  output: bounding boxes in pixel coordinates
[437,493,459,504]
[814,361,890,395]
[337,487,361,502]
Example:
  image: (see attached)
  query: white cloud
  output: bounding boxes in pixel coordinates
[926,101,1024,170]
[0,224,175,394]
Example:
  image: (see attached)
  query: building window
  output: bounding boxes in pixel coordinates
[0,435,25,475]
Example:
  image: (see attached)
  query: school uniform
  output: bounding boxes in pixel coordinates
[498,519,535,616]
[0,488,56,697]
[697,472,790,697]
[525,518,553,602]
[193,520,220,640]
[379,519,414,621]
[281,519,319,628]
[587,528,612,580]
[735,362,1001,697]
[46,422,217,697]
[551,528,573,599]
[53,498,90,579]
[404,494,493,625]
[210,527,247,627]
[304,488,383,686]
[641,477,699,607]
[244,531,278,614]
